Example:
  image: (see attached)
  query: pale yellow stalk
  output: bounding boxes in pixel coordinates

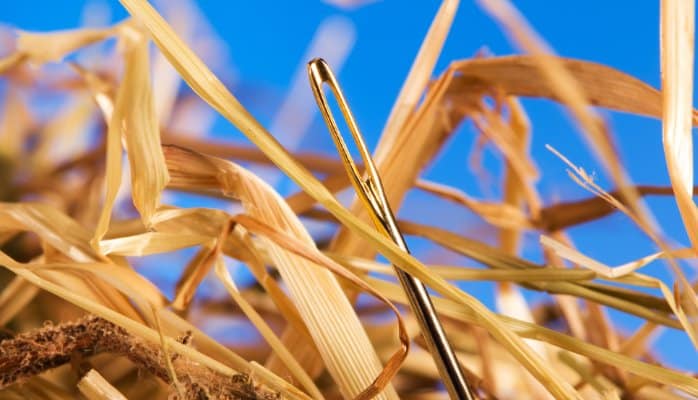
[661,0,698,248]
[77,370,128,400]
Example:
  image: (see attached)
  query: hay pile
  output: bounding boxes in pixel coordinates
[0,0,696,399]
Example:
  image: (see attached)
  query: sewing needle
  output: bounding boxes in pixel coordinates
[307,58,476,400]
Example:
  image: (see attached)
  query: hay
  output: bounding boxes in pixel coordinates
[0,0,696,399]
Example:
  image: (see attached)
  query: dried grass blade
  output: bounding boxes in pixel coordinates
[90,27,169,245]
[541,235,648,278]
[0,89,31,161]
[416,179,531,229]
[0,202,100,262]
[172,244,217,310]
[120,34,170,229]
[541,235,698,348]
[162,134,348,176]
[0,276,40,325]
[98,232,210,256]
[493,96,549,376]
[16,25,119,65]
[21,259,167,308]
[286,171,352,214]
[330,253,596,282]
[150,305,184,398]
[448,55,693,122]
[376,0,459,153]
[91,62,125,244]
[0,52,26,74]
[661,0,698,247]
[214,257,324,399]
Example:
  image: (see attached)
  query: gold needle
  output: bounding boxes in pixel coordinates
[307,58,476,400]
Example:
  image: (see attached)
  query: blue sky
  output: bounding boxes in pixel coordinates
[4,1,697,371]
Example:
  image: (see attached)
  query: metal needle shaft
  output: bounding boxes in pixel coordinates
[307,58,476,400]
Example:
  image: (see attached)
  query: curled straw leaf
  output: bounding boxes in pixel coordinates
[171,242,218,311]
[416,179,532,229]
[147,205,304,330]
[231,214,410,400]
[157,209,322,397]
[164,145,403,399]
[120,34,170,230]
[149,206,317,360]
[652,0,698,345]
[92,24,170,246]
[447,55,697,123]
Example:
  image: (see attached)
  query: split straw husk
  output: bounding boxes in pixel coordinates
[92,22,169,246]
[163,146,404,399]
